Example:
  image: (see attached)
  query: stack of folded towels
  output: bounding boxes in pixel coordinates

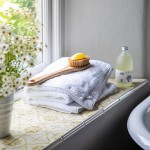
[24,57,116,113]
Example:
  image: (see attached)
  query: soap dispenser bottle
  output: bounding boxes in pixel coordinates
[115,46,133,87]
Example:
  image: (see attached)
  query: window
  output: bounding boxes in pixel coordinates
[0,0,64,75]
[0,0,65,100]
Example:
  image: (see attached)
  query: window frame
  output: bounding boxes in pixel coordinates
[52,0,65,62]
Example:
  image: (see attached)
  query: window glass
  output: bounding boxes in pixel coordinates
[0,0,43,64]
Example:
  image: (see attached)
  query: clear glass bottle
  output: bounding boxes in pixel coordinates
[115,46,133,87]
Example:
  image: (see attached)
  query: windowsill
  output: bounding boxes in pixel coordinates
[0,79,148,149]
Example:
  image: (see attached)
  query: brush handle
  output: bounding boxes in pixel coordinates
[28,64,90,86]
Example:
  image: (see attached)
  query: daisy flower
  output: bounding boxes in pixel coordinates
[2,74,12,83]
[21,55,29,62]
[14,36,21,44]
[28,59,35,67]
[0,65,5,73]
[0,55,5,63]
[0,43,9,52]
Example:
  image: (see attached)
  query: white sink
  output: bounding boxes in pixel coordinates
[127,96,150,150]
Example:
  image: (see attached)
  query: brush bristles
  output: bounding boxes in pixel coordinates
[68,56,90,67]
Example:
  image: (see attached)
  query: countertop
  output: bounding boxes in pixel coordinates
[0,79,147,150]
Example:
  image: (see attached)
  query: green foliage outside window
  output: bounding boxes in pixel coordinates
[9,0,35,10]
[0,0,41,36]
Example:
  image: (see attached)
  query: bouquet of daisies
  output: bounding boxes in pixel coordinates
[0,25,42,97]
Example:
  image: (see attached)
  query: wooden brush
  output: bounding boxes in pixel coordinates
[28,54,90,86]
[68,56,90,67]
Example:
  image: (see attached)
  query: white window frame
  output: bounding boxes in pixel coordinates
[15,0,64,100]
[52,0,65,62]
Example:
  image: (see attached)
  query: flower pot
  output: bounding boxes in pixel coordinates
[0,93,14,139]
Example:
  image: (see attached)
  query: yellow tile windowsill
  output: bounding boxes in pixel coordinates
[0,79,147,150]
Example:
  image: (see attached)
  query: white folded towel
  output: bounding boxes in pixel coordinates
[25,83,116,113]
[25,89,73,104]
[25,57,115,110]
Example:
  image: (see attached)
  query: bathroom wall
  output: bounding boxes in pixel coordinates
[65,0,147,78]
[146,0,150,80]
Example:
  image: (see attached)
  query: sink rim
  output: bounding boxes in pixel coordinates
[127,96,150,150]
